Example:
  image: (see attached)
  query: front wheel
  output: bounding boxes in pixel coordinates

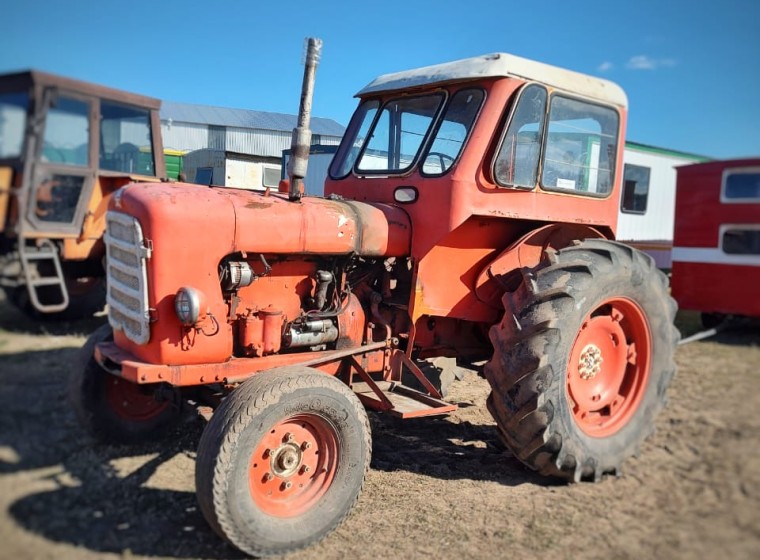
[195,366,371,557]
[485,239,679,482]
[69,324,182,443]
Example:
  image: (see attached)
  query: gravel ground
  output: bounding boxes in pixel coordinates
[0,297,758,560]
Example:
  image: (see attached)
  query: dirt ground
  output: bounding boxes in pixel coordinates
[0,295,758,560]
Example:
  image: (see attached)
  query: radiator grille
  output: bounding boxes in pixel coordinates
[105,211,151,344]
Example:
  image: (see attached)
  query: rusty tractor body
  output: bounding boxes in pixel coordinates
[73,43,678,557]
[0,70,165,317]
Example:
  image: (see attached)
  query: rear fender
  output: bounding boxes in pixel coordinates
[475,223,607,309]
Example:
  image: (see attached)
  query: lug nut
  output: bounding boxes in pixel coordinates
[263,448,272,458]
[301,441,311,450]
[300,465,310,474]
[281,481,292,490]
[283,433,294,443]
[263,473,273,482]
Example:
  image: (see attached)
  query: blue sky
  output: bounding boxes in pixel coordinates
[2,0,758,158]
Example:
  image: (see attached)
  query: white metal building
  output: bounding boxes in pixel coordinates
[159,101,345,187]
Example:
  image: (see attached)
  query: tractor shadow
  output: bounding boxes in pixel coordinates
[2,353,547,558]
[368,411,552,487]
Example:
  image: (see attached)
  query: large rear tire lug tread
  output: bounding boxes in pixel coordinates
[484,239,678,484]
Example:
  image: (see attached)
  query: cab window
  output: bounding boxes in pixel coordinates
[0,92,28,159]
[100,101,155,175]
[41,96,89,166]
[541,95,619,196]
[356,94,444,174]
[421,88,484,176]
[493,84,547,188]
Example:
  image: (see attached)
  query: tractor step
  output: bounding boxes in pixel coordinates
[351,380,457,419]
[18,239,69,313]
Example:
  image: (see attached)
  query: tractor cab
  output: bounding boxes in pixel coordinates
[0,70,165,316]
[326,53,628,326]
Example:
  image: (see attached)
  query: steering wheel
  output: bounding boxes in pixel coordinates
[424,151,456,173]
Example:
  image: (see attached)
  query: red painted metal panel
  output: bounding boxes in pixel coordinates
[671,261,760,317]
[674,158,760,249]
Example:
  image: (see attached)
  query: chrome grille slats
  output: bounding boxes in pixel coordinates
[105,211,151,344]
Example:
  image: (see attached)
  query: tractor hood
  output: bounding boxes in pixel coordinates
[112,182,411,258]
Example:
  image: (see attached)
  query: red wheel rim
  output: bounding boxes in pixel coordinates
[104,376,169,421]
[567,297,651,438]
[248,414,339,518]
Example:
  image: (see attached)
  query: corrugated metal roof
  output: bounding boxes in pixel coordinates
[160,101,346,137]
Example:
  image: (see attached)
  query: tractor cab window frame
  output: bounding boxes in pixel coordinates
[492,86,621,198]
[493,83,548,189]
[99,100,156,176]
[420,88,485,177]
[329,99,381,179]
[329,93,447,178]
[540,94,620,198]
[28,89,96,230]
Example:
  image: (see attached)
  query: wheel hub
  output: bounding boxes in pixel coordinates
[248,414,339,518]
[270,443,303,478]
[567,298,652,438]
[578,344,603,380]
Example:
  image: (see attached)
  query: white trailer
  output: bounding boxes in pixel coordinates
[618,142,709,269]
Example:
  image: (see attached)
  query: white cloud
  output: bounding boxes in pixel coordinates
[626,55,678,70]
[597,61,614,72]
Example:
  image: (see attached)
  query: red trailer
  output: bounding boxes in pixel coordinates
[671,158,760,325]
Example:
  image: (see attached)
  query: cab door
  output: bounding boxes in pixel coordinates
[22,87,97,236]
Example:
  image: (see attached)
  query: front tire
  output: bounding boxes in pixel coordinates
[69,324,181,443]
[485,239,678,482]
[195,367,371,557]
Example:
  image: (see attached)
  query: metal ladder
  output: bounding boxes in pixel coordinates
[18,238,69,313]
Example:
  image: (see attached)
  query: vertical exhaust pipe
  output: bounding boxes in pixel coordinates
[288,37,323,201]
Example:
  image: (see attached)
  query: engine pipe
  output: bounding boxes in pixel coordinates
[287,37,323,202]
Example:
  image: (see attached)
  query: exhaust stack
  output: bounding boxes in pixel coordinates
[287,37,323,201]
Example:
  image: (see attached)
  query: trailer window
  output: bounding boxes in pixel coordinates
[0,92,28,159]
[722,169,760,202]
[723,228,760,255]
[541,95,619,196]
[621,164,650,214]
[494,84,547,188]
[41,96,89,166]
[100,101,155,175]
[422,89,484,176]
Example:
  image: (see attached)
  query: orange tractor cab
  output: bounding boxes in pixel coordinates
[73,41,678,557]
[0,70,165,317]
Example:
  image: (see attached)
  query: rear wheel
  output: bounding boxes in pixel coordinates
[69,324,181,443]
[485,239,678,482]
[195,366,371,557]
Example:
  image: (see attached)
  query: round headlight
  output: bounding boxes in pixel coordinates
[174,287,202,326]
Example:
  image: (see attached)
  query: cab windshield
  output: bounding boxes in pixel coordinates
[330,93,445,177]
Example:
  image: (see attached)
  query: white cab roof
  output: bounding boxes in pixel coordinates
[357,52,628,108]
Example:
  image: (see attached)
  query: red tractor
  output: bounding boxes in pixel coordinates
[72,39,678,556]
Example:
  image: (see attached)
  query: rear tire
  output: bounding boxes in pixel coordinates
[195,367,371,557]
[485,239,678,482]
